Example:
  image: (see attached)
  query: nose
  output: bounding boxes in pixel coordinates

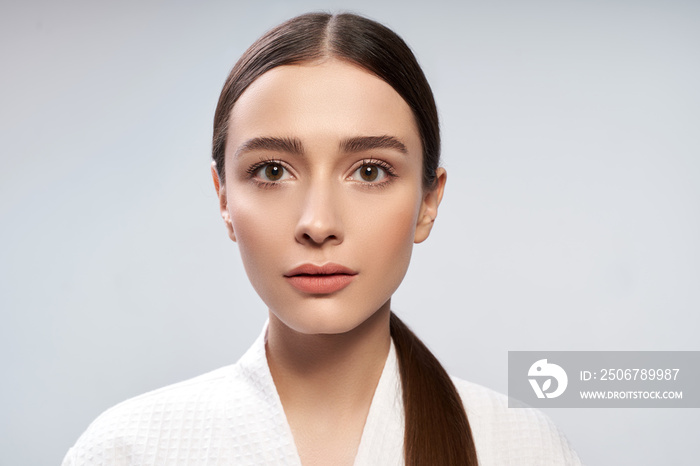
[294,181,344,246]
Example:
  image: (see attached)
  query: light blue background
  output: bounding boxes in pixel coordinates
[1,1,698,464]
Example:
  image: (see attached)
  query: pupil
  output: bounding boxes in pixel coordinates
[361,165,378,181]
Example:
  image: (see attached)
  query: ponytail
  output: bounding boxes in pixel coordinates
[390,312,479,465]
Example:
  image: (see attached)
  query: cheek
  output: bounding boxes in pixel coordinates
[226,190,293,276]
[350,189,421,273]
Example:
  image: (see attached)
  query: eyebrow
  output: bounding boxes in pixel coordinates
[234,136,304,158]
[234,134,407,158]
[340,135,408,155]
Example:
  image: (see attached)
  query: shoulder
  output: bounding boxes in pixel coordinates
[62,364,241,466]
[451,376,584,466]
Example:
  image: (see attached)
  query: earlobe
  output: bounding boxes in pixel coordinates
[414,167,447,244]
[211,162,237,242]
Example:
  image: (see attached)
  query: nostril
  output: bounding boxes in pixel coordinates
[301,232,338,245]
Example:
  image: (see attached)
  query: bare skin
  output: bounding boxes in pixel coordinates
[266,301,391,465]
[212,59,446,464]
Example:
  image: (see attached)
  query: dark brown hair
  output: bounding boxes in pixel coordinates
[212,12,478,466]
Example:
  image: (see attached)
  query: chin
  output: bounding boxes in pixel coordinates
[270,300,387,336]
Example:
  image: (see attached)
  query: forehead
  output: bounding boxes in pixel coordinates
[226,59,421,151]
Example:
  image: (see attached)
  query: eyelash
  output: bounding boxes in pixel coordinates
[244,157,398,188]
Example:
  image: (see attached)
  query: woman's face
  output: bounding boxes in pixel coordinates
[214,59,445,335]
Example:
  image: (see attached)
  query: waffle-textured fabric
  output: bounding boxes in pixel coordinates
[62,323,583,465]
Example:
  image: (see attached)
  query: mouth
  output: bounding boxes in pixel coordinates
[284,263,358,294]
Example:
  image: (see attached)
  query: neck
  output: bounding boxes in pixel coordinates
[266,303,392,465]
[265,302,392,412]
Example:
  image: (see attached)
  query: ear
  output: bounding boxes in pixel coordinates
[414,167,447,244]
[211,161,236,242]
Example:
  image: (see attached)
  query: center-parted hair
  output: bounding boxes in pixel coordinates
[212,12,478,466]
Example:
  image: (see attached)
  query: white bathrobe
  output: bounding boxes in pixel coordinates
[62,323,582,465]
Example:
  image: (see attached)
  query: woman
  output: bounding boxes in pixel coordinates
[63,12,581,465]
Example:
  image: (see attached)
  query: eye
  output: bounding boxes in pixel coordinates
[350,161,395,184]
[251,161,291,182]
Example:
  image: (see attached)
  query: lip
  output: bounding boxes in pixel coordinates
[284,263,358,294]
